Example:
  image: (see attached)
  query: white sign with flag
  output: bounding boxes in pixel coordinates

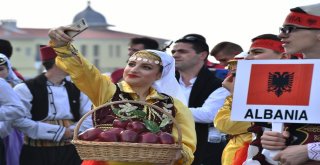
[231,59,320,124]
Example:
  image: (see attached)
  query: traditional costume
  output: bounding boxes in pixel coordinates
[0,53,24,165]
[53,43,196,165]
[13,46,92,165]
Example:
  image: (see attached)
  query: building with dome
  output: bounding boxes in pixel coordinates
[0,2,168,78]
[73,1,113,29]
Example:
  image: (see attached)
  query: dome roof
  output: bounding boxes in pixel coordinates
[73,2,112,28]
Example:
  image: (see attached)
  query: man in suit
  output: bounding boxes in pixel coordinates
[172,34,230,165]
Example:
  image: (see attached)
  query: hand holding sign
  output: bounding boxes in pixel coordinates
[261,123,284,165]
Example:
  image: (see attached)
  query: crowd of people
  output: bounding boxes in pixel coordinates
[1,2,320,165]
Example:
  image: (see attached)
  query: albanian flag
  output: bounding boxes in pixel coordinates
[246,64,313,106]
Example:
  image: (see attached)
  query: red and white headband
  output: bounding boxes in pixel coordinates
[284,11,320,28]
[250,39,284,53]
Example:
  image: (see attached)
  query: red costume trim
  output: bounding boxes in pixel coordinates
[232,142,249,165]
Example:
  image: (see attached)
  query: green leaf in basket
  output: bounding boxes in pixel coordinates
[159,117,171,128]
[143,119,160,133]
[112,108,120,116]
[128,110,147,118]
[119,118,129,121]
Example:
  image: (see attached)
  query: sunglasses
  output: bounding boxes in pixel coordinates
[279,25,320,34]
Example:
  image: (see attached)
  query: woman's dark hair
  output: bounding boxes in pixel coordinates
[130,37,159,50]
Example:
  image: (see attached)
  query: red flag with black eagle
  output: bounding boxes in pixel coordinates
[246,64,313,106]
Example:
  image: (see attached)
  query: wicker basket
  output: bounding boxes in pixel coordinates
[72,100,182,164]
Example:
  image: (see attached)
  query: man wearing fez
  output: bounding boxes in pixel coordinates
[13,46,92,165]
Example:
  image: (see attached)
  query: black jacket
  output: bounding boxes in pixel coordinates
[177,66,223,165]
[25,73,80,121]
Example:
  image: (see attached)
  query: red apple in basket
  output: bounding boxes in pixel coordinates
[138,132,159,144]
[78,128,103,141]
[108,127,124,139]
[108,127,124,135]
[97,130,118,142]
[119,130,138,142]
[112,118,131,128]
[158,131,175,144]
[126,121,147,133]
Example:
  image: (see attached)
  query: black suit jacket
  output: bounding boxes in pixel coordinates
[177,66,223,165]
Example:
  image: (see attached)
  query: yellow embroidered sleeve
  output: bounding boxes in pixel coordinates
[53,43,116,106]
[214,95,251,135]
[172,98,196,165]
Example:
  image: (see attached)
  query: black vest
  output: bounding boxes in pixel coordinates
[93,84,176,133]
[25,73,81,121]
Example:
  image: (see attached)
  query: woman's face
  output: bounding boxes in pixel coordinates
[123,58,162,88]
[0,65,9,79]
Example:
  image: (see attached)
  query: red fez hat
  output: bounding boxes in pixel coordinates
[40,45,57,61]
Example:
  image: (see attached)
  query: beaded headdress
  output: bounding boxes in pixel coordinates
[129,50,162,66]
[0,57,7,66]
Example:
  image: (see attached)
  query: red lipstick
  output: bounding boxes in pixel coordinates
[127,74,139,78]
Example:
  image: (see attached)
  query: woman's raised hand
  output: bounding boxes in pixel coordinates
[48,26,78,47]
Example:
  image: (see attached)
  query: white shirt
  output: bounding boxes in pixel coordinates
[308,142,320,161]
[179,76,230,123]
[0,78,25,121]
[0,78,26,138]
[179,77,197,102]
[13,81,93,142]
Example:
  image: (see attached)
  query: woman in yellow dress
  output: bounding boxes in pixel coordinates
[46,25,196,165]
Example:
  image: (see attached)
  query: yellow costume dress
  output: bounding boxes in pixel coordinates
[214,95,252,165]
[53,43,197,165]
